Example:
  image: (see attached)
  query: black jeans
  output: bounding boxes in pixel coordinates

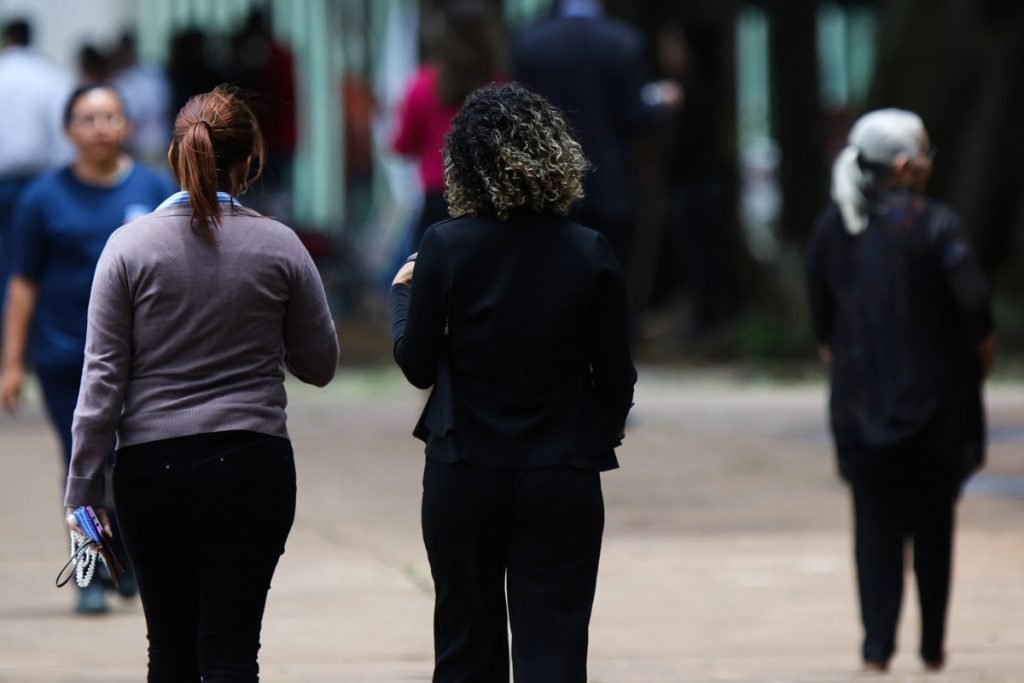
[846,433,960,666]
[113,431,296,683]
[422,459,605,683]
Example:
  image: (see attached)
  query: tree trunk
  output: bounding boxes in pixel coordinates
[767,0,827,243]
[868,0,1024,284]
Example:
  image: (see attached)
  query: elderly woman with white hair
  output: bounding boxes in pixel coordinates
[807,109,995,673]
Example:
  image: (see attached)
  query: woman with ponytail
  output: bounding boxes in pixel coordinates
[63,85,338,681]
[807,109,995,672]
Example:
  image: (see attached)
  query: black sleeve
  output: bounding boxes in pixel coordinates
[391,227,449,389]
[931,210,994,343]
[589,234,637,434]
[806,212,835,348]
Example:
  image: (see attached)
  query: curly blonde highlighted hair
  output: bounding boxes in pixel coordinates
[443,83,589,218]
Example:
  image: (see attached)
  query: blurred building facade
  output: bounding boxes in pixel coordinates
[1,0,875,245]
[7,0,1022,352]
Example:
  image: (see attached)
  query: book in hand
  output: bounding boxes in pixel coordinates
[56,505,127,589]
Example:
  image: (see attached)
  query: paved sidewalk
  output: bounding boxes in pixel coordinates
[2,368,1023,682]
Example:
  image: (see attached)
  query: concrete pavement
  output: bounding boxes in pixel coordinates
[2,367,1023,682]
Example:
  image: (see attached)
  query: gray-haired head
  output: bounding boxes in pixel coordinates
[831,108,926,234]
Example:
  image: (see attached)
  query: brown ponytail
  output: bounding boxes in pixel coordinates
[170,85,265,245]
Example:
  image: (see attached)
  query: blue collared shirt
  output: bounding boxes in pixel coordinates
[560,0,603,19]
[9,164,177,370]
[156,190,241,210]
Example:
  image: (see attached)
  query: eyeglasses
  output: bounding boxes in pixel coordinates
[70,113,127,130]
[924,145,937,161]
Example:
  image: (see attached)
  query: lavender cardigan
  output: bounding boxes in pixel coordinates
[64,203,339,507]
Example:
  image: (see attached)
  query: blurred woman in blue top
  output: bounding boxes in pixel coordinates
[0,84,175,614]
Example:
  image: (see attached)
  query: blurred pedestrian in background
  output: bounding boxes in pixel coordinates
[1,84,174,613]
[64,85,338,679]
[512,0,679,272]
[167,28,225,128]
[391,0,503,253]
[108,32,173,170]
[391,83,636,683]
[76,43,109,85]
[0,18,73,344]
[228,9,297,194]
[341,68,378,226]
[807,109,995,673]
[655,21,741,342]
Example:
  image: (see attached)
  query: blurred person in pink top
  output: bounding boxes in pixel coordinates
[392,1,503,251]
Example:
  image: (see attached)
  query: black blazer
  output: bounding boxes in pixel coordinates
[391,210,636,471]
[512,16,660,222]
[807,192,993,479]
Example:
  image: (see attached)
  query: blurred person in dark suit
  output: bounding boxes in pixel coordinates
[391,83,635,683]
[807,109,994,673]
[0,19,73,344]
[512,0,678,271]
[656,22,741,340]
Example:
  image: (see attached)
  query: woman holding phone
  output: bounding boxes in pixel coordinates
[63,85,338,680]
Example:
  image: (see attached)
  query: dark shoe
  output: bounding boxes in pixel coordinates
[923,655,946,672]
[862,659,889,674]
[75,583,109,615]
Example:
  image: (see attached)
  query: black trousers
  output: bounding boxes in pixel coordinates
[845,434,960,666]
[113,431,296,683]
[422,459,605,683]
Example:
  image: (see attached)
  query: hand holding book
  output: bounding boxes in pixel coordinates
[57,505,126,589]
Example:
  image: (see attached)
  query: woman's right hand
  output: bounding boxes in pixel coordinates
[393,260,416,287]
[0,362,24,414]
[66,506,112,538]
